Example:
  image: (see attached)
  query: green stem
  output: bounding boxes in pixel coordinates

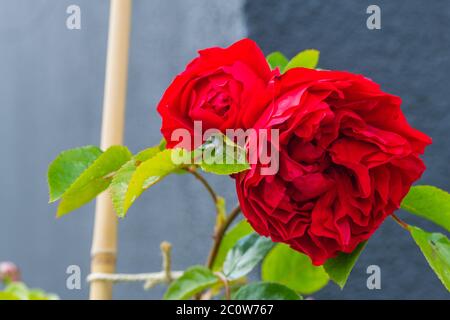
[206,205,241,269]
[186,168,218,203]
[391,214,410,231]
[214,272,230,300]
[186,167,242,299]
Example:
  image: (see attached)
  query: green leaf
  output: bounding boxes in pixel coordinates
[28,289,59,300]
[56,145,132,217]
[401,185,450,233]
[266,51,289,72]
[158,138,167,151]
[212,220,254,271]
[233,282,301,300]
[284,49,320,71]
[163,266,219,300]
[110,160,138,218]
[48,145,102,202]
[262,244,329,294]
[199,134,249,175]
[200,161,249,175]
[0,291,20,300]
[123,149,182,214]
[2,282,29,300]
[0,282,58,300]
[324,241,366,289]
[223,233,275,280]
[136,145,165,161]
[410,226,450,291]
[110,145,162,218]
[57,179,111,217]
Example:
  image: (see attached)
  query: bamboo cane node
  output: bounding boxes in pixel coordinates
[91,252,116,266]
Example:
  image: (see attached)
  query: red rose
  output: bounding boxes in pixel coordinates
[236,68,431,265]
[157,38,275,149]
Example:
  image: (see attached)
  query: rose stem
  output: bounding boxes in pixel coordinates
[206,205,241,269]
[186,167,242,299]
[186,167,242,269]
[391,213,410,231]
[186,168,218,203]
[214,272,231,300]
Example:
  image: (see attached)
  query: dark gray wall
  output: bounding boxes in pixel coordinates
[245,0,449,299]
[0,0,448,300]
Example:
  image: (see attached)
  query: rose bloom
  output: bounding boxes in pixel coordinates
[157,38,275,149]
[236,68,431,265]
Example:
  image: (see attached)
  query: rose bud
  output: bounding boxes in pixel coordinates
[0,261,21,283]
[157,38,276,149]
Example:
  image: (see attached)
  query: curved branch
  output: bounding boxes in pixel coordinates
[206,205,241,269]
[391,214,410,231]
[186,168,218,203]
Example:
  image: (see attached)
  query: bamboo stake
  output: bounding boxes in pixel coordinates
[90,0,132,300]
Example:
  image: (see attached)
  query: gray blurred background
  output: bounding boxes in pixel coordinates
[0,0,448,299]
